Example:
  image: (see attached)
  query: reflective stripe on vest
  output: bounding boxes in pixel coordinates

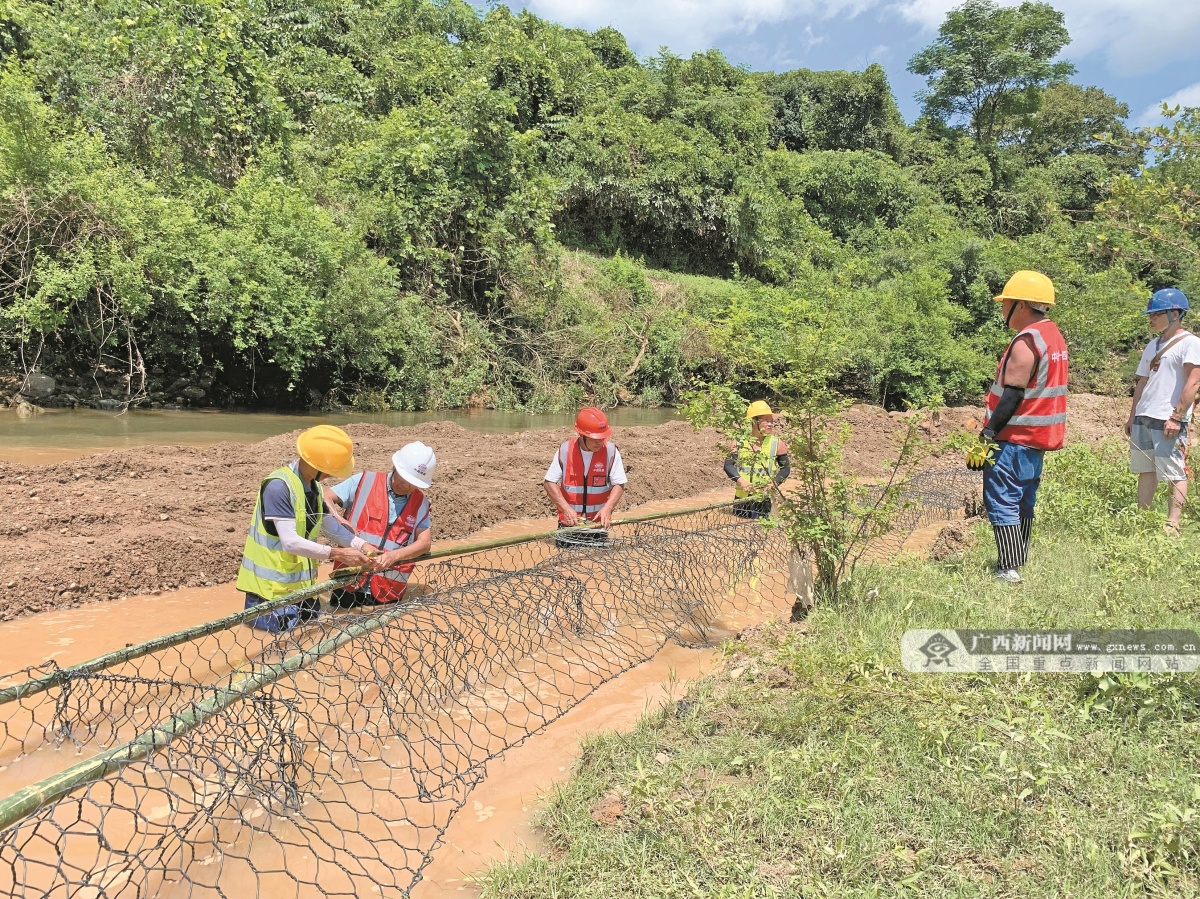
[989,383,1069,401]
[734,435,779,499]
[239,555,315,585]
[559,438,614,524]
[235,465,321,601]
[1006,413,1068,426]
[984,319,1069,451]
[334,470,425,603]
[244,526,285,553]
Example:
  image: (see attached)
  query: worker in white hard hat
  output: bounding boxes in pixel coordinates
[323,441,436,607]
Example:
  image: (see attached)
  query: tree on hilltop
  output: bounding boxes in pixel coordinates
[908,0,1074,145]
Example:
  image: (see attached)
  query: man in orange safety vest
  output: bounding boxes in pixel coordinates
[324,442,436,606]
[543,407,628,546]
[968,270,1068,584]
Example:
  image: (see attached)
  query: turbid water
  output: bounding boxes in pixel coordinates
[0,406,680,464]
[0,489,789,899]
[0,483,958,898]
[0,401,970,898]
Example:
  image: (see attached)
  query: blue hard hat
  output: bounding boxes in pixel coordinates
[1147,288,1190,314]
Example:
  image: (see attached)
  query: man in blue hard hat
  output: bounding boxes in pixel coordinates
[1125,288,1200,534]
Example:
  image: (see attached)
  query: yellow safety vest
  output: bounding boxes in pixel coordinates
[734,435,780,499]
[235,465,323,601]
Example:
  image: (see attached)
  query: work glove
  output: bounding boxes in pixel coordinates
[965,437,995,471]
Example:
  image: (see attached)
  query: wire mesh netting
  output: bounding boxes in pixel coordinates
[0,472,978,898]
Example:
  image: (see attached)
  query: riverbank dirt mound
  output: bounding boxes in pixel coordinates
[1063,393,1132,443]
[0,396,1130,623]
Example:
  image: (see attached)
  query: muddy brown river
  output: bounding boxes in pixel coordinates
[0,407,680,465]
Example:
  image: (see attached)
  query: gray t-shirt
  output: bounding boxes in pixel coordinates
[261,462,322,536]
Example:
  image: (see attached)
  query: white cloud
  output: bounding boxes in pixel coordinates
[733,25,828,71]
[1136,80,1200,127]
[893,0,1200,78]
[523,0,873,56]
[512,1,1200,86]
[800,25,828,50]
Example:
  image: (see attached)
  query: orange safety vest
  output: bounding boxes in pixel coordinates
[984,319,1069,451]
[333,471,426,603]
[559,437,615,525]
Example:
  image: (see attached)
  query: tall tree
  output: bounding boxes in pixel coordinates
[1010,82,1139,168]
[1096,108,1200,287]
[908,0,1074,145]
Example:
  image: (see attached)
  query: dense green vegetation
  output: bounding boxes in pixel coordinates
[479,443,1200,898]
[0,0,1194,410]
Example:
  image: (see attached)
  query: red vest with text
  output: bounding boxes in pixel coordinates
[984,319,1069,451]
[333,471,425,603]
[558,438,615,525]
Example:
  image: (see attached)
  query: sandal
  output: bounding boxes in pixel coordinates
[1164,521,1181,537]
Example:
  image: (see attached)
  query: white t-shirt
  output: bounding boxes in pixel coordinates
[544,444,628,485]
[1135,331,1200,421]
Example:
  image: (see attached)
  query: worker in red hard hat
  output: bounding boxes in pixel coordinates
[544,406,627,545]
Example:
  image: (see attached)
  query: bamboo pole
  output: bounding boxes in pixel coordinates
[0,602,403,832]
[0,500,737,706]
[0,498,742,832]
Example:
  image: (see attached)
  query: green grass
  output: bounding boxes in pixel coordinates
[479,447,1200,898]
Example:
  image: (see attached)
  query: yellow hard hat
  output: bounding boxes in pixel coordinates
[994,270,1055,307]
[745,400,774,421]
[296,425,355,479]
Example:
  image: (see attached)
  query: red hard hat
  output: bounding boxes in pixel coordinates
[574,406,612,440]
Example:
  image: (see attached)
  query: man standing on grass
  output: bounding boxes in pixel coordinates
[1125,289,1200,535]
[968,271,1068,584]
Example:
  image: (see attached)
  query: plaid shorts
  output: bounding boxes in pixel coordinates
[1129,416,1188,481]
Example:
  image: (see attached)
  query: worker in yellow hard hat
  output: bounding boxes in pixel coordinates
[725,401,790,519]
[236,424,376,631]
[968,270,1069,584]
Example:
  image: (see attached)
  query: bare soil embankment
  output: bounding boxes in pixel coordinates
[0,396,1129,622]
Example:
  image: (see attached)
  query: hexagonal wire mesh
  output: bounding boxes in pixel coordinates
[0,471,978,898]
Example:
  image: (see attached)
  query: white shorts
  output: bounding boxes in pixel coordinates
[1129,417,1189,481]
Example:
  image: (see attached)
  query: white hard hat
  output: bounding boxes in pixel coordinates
[392,442,436,490]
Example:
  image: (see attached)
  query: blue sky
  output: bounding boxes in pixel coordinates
[472,0,1200,127]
